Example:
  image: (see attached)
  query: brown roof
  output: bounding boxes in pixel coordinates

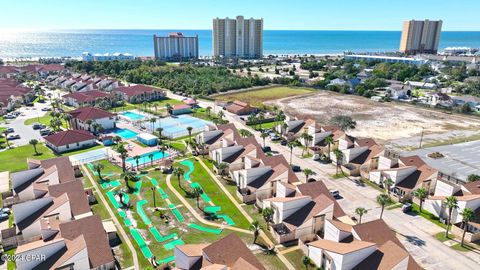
[283,194,335,230]
[296,181,346,217]
[48,181,91,216]
[67,106,116,121]
[399,156,426,168]
[202,233,265,270]
[352,219,403,248]
[115,84,161,97]
[172,104,191,110]
[352,240,412,270]
[44,129,96,147]
[59,215,114,268]
[38,156,77,183]
[308,239,375,255]
[462,181,480,195]
[176,244,209,257]
[231,257,260,270]
[329,219,353,232]
[63,90,111,103]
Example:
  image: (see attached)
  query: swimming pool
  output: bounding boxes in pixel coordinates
[122,110,145,121]
[114,128,138,140]
[126,150,169,167]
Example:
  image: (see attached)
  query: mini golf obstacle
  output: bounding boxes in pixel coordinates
[163,238,185,250]
[189,182,212,202]
[101,180,121,189]
[137,200,151,225]
[204,206,221,214]
[133,179,143,195]
[168,204,185,222]
[106,190,121,209]
[149,227,177,243]
[157,256,175,265]
[188,223,223,234]
[130,228,153,259]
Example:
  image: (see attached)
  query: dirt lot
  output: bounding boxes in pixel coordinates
[214,86,314,107]
[268,91,480,145]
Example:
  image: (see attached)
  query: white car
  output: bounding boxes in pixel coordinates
[329,189,340,198]
[0,208,10,214]
[7,133,20,140]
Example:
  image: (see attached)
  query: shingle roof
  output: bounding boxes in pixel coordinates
[115,84,161,97]
[48,181,91,216]
[63,90,110,103]
[308,239,375,255]
[44,130,96,147]
[67,106,116,121]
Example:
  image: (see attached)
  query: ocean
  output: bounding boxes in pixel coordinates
[1,29,480,59]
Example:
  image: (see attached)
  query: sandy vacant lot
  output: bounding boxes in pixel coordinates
[269,91,480,144]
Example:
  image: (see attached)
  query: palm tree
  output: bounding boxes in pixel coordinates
[62,114,72,129]
[149,117,157,131]
[376,193,390,219]
[121,170,136,191]
[85,119,93,132]
[250,220,261,244]
[287,140,299,165]
[260,132,268,148]
[29,139,39,155]
[302,168,316,182]
[133,155,141,171]
[257,112,265,130]
[173,167,185,190]
[324,135,334,161]
[302,256,312,270]
[355,207,368,224]
[206,106,212,117]
[247,114,257,128]
[262,207,274,225]
[191,187,204,212]
[383,177,394,196]
[239,129,252,138]
[216,162,228,177]
[2,130,10,149]
[460,208,474,247]
[92,163,104,180]
[148,153,154,167]
[217,110,224,120]
[156,127,164,144]
[186,126,193,143]
[443,196,458,238]
[113,135,122,145]
[117,145,128,172]
[413,187,428,213]
[333,149,344,175]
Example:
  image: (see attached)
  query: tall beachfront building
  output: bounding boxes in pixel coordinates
[399,20,443,54]
[153,32,199,60]
[212,15,263,58]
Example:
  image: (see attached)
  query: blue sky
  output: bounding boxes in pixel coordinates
[1,0,479,31]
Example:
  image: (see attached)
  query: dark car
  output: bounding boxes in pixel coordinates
[280,140,288,146]
[402,203,412,213]
[262,146,271,153]
[291,164,301,172]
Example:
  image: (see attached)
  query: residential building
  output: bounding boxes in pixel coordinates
[224,100,256,115]
[170,104,192,115]
[44,129,97,153]
[15,215,114,270]
[67,106,117,131]
[82,52,134,61]
[153,32,199,60]
[63,90,112,108]
[399,20,443,54]
[0,78,35,113]
[305,219,420,270]
[213,15,263,58]
[331,138,384,177]
[114,84,166,103]
[174,233,265,270]
[344,54,428,66]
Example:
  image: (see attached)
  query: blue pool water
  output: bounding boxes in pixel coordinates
[126,150,169,167]
[122,111,145,121]
[114,128,138,140]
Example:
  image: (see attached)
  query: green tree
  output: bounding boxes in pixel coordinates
[121,170,136,191]
[302,256,313,270]
[355,207,368,224]
[186,126,193,144]
[156,127,164,144]
[383,177,394,196]
[376,193,390,219]
[287,140,300,165]
[467,174,480,182]
[148,153,154,167]
[191,187,204,212]
[92,163,104,180]
[133,155,141,171]
[460,208,474,247]
[117,145,128,172]
[262,207,274,225]
[443,196,458,238]
[413,187,428,212]
[260,132,269,148]
[250,220,261,244]
[330,115,356,131]
[239,129,253,138]
[333,149,344,175]
[29,139,39,155]
[173,167,185,190]
[324,135,334,161]
[302,168,316,182]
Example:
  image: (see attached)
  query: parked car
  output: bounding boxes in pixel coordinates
[280,140,288,146]
[7,133,20,140]
[329,189,340,198]
[402,203,412,213]
[262,146,271,153]
[0,213,8,220]
[41,107,51,111]
[0,207,10,214]
[40,128,52,136]
[307,178,317,182]
[269,134,281,141]
[26,103,34,107]
[312,154,321,161]
[4,114,15,119]
[5,127,14,133]
[192,150,199,156]
[291,164,301,172]
[32,123,46,130]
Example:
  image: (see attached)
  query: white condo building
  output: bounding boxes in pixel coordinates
[153,32,199,60]
[213,15,263,58]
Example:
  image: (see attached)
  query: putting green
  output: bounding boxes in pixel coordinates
[168,203,185,222]
[204,206,221,214]
[157,256,175,265]
[163,238,185,250]
[180,160,194,180]
[150,178,159,186]
[134,179,143,195]
[157,187,169,199]
[190,182,212,203]
[137,200,151,225]
[216,214,235,226]
[188,223,223,234]
[149,227,177,242]
[130,228,153,259]
[101,180,121,189]
[123,193,130,205]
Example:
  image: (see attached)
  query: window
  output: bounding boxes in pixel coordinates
[66,144,69,149]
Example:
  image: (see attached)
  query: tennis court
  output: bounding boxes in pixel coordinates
[150,115,212,138]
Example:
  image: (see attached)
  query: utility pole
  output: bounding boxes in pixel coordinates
[419,127,424,149]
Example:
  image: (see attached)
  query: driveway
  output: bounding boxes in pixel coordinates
[189,95,480,270]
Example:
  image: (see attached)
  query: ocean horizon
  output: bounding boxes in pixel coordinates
[1,29,480,59]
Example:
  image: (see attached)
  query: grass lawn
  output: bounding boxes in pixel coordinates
[451,243,474,252]
[331,172,348,179]
[386,203,402,210]
[0,144,56,173]
[214,86,315,107]
[411,203,446,229]
[255,252,289,270]
[435,232,454,242]
[248,121,278,131]
[283,249,306,270]
[24,113,68,128]
[361,179,385,192]
[6,248,16,270]
[173,158,251,229]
